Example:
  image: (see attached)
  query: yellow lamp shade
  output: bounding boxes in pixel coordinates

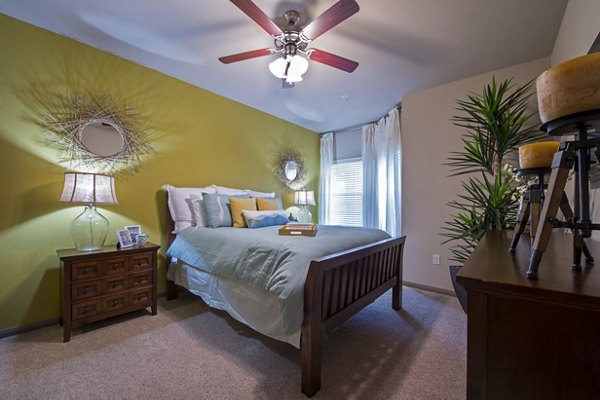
[536,53,600,123]
[518,141,560,169]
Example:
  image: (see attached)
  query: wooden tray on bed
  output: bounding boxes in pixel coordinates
[279,223,318,237]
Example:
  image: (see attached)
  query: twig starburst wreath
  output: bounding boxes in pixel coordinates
[274,147,306,190]
[42,92,153,174]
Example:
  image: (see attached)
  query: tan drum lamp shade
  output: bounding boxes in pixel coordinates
[59,172,118,251]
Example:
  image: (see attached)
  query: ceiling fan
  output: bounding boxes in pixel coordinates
[219,0,360,87]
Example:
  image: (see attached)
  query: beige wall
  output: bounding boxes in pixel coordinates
[0,14,319,332]
[551,0,600,242]
[551,0,600,64]
[401,58,550,291]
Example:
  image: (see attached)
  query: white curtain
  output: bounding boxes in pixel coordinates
[361,107,402,236]
[319,132,334,224]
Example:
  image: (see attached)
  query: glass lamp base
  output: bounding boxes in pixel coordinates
[297,206,312,223]
[70,204,109,251]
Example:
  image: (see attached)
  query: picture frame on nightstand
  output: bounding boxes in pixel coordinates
[125,225,142,239]
[116,229,134,248]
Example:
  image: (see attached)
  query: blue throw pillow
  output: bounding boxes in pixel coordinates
[203,193,249,228]
[242,210,289,229]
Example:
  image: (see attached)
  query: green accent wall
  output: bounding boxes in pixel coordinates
[0,14,319,332]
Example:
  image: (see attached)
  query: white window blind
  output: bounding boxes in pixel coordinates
[328,158,363,226]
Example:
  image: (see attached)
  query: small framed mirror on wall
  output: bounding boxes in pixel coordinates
[275,148,306,190]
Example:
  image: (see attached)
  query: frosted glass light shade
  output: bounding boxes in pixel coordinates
[269,55,309,83]
[71,205,109,251]
[287,55,308,79]
[269,57,287,79]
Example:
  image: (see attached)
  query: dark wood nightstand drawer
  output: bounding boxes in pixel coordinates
[129,271,152,289]
[72,280,101,301]
[130,288,152,305]
[72,260,101,281]
[102,257,128,275]
[103,275,127,294]
[130,253,153,272]
[72,299,102,321]
[103,293,128,313]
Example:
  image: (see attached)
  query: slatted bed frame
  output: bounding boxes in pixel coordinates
[164,210,406,397]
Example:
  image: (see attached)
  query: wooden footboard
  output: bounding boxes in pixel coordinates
[301,236,406,397]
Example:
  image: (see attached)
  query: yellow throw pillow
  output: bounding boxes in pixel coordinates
[229,197,257,228]
[256,197,282,211]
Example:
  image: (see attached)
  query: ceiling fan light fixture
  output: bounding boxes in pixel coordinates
[269,57,288,78]
[269,54,309,82]
[288,55,309,76]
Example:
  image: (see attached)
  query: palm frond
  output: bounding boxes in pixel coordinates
[442,76,538,264]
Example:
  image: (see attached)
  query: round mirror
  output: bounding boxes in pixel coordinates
[284,160,298,181]
[276,149,305,190]
[80,121,125,157]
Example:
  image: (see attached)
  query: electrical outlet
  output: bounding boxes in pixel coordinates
[432,254,441,265]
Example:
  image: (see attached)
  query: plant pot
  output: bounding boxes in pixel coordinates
[449,265,468,314]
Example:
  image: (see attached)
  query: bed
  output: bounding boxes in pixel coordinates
[163,188,405,397]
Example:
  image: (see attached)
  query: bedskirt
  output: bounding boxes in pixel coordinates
[167,260,301,347]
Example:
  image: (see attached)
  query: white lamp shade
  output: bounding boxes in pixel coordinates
[294,190,316,206]
[269,57,287,79]
[59,172,118,205]
[287,55,308,78]
[269,55,309,82]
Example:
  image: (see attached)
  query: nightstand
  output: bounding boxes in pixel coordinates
[57,242,160,342]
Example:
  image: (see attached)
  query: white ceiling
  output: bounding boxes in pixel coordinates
[0,0,568,133]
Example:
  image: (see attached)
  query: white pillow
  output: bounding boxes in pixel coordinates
[245,189,276,198]
[214,185,247,196]
[162,184,217,232]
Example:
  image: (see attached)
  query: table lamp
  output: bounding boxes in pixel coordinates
[59,172,118,251]
[294,189,315,223]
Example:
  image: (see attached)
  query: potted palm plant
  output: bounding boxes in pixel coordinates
[442,76,543,312]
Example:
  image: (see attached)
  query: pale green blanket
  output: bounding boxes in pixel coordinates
[167,225,390,333]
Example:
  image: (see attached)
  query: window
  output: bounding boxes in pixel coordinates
[328,158,363,226]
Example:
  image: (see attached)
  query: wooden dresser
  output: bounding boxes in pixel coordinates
[58,243,160,342]
[457,230,600,400]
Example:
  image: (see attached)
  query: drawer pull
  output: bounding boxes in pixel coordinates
[137,295,149,301]
[136,279,144,284]
[84,287,92,293]
[112,299,122,306]
[83,267,92,273]
[84,306,92,312]
[111,282,119,289]
[111,263,121,270]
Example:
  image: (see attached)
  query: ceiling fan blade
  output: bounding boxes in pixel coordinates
[229,0,282,37]
[307,49,358,72]
[219,48,274,64]
[302,0,359,41]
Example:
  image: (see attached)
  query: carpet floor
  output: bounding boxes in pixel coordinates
[0,286,466,399]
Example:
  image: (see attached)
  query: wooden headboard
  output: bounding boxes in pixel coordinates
[166,199,176,247]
